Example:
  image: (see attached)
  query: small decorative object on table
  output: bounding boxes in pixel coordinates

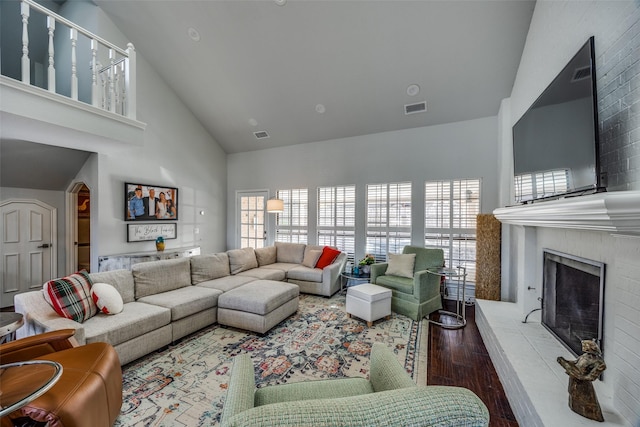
[359,254,375,275]
[155,236,165,252]
[557,339,606,422]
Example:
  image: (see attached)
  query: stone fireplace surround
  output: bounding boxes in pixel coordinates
[478,191,640,427]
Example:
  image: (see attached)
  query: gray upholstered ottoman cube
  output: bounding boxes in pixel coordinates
[217,280,299,334]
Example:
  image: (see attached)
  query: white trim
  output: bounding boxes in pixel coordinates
[494,191,640,235]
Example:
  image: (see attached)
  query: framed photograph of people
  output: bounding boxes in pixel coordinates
[125,182,178,221]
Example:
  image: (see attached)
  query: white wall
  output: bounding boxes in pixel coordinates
[500,2,640,423]
[228,116,500,257]
[47,2,228,269]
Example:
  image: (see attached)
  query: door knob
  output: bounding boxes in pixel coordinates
[37,243,51,248]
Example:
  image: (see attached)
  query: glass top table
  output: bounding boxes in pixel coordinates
[340,272,371,293]
[428,266,468,329]
[0,360,63,418]
[0,312,24,344]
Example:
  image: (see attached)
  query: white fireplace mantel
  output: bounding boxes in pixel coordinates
[494,191,640,235]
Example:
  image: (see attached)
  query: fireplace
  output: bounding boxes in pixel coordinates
[542,249,605,357]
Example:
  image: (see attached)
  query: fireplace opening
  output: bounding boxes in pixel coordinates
[542,249,605,357]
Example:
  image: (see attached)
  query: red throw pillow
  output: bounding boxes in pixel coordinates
[315,246,341,269]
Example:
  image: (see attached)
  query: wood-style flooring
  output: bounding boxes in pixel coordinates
[427,300,519,427]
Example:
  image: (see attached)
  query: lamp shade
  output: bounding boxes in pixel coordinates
[266,198,284,213]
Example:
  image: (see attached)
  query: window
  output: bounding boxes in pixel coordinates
[425,179,480,282]
[238,192,267,249]
[275,189,308,243]
[515,169,569,202]
[317,185,356,261]
[366,182,412,262]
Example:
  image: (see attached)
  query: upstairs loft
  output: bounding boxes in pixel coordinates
[0,0,146,151]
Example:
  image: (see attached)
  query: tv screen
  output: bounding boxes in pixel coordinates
[512,37,602,203]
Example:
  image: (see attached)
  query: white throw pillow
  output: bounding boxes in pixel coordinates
[302,249,323,268]
[386,253,416,279]
[91,282,124,315]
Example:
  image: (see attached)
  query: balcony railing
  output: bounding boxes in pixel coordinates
[6,0,136,119]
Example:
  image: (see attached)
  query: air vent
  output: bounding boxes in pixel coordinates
[253,131,270,140]
[404,101,427,115]
[571,65,591,82]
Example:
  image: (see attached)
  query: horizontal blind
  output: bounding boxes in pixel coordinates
[366,182,411,262]
[276,188,308,244]
[317,185,356,261]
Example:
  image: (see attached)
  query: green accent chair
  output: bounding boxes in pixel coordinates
[220,342,490,427]
[370,246,444,320]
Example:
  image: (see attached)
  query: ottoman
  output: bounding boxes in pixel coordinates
[217,280,299,334]
[346,283,392,327]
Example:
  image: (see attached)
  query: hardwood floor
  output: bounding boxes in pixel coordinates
[427,300,519,427]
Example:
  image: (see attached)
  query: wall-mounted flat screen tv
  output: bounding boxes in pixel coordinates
[512,36,604,203]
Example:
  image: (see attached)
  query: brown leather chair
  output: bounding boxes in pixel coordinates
[0,329,122,427]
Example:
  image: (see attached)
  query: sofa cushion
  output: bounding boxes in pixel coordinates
[255,377,373,406]
[228,248,259,274]
[83,301,171,347]
[218,280,299,315]
[89,270,135,304]
[315,246,341,269]
[386,253,416,279]
[196,276,256,293]
[137,286,222,321]
[260,263,301,274]
[91,283,124,315]
[287,266,323,282]
[190,252,230,284]
[236,268,286,281]
[254,246,276,266]
[375,275,414,294]
[133,258,192,299]
[302,249,322,268]
[275,242,305,264]
[43,271,97,323]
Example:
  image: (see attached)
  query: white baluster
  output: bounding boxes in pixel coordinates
[70,28,78,100]
[91,39,99,107]
[47,16,55,92]
[108,48,116,113]
[120,62,127,116]
[113,64,121,114]
[20,1,30,83]
[125,43,136,119]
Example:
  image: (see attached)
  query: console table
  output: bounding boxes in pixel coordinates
[98,246,200,272]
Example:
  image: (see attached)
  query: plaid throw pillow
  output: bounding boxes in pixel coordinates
[43,271,98,323]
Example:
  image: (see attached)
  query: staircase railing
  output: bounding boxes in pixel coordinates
[13,0,136,119]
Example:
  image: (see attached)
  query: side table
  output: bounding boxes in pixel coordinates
[428,267,467,329]
[0,360,63,418]
[339,272,371,294]
[0,312,24,344]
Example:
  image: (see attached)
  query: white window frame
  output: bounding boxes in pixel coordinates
[366,182,412,262]
[425,179,481,283]
[317,185,356,261]
[275,188,308,244]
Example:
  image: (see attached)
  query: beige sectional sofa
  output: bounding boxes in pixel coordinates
[14,242,347,365]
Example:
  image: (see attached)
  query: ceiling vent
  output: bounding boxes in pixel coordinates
[571,66,591,82]
[404,101,427,115]
[253,131,270,140]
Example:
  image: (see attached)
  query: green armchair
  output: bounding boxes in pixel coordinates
[370,246,444,320]
[220,342,489,427]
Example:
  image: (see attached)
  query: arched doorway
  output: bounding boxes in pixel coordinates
[66,182,91,274]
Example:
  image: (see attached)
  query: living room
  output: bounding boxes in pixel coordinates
[1,1,639,426]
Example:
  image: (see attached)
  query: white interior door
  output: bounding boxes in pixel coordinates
[236,191,268,249]
[1,200,56,308]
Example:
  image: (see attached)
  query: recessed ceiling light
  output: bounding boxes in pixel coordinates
[187,27,201,42]
[315,104,326,114]
[274,0,287,5]
[407,84,420,96]
[248,118,258,127]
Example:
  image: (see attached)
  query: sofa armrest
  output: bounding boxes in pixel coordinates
[220,354,256,425]
[413,269,441,302]
[321,252,347,294]
[0,329,76,364]
[369,263,388,284]
[369,342,415,392]
[222,386,489,427]
[13,291,86,344]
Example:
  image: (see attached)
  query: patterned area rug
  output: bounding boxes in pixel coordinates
[115,293,428,426]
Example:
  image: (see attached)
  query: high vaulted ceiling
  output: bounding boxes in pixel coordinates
[94,0,536,154]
